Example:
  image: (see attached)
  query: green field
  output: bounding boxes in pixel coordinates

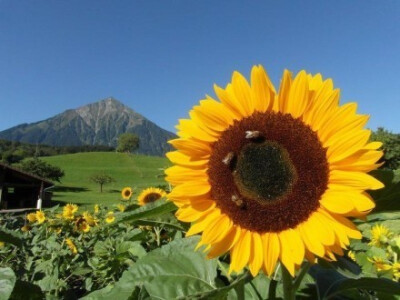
[42,152,170,206]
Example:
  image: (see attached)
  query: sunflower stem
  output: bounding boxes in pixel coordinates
[293,261,310,291]
[281,265,295,300]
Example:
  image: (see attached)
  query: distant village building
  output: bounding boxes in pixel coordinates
[0,162,53,210]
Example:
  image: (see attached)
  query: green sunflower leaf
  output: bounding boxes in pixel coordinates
[113,199,177,225]
[82,236,219,300]
[0,228,23,247]
[0,268,16,300]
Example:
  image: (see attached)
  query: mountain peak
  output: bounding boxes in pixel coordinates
[0,98,175,156]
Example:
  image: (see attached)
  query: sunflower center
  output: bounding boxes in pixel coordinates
[144,193,161,203]
[233,141,297,204]
[207,111,329,233]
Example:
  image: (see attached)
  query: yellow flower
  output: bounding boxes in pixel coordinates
[369,224,392,247]
[21,225,31,232]
[105,211,115,224]
[165,66,384,277]
[82,211,98,226]
[77,221,90,233]
[94,204,100,214]
[117,204,126,212]
[121,187,133,200]
[368,257,392,272]
[26,212,37,223]
[63,203,79,220]
[65,238,78,255]
[0,241,4,248]
[35,210,46,224]
[347,250,356,261]
[138,187,166,206]
[392,262,400,281]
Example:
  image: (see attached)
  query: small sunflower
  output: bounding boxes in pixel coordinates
[35,210,46,224]
[77,221,90,233]
[105,211,115,224]
[0,241,4,248]
[63,203,79,220]
[138,187,167,206]
[369,224,392,247]
[82,211,98,226]
[166,66,384,276]
[121,187,133,200]
[368,257,392,272]
[21,225,31,232]
[94,204,100,214]
[65,238,78,255]
[26,212,37,223]
[117,204,126,212]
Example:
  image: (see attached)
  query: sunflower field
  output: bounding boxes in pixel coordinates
[1,66,400,300]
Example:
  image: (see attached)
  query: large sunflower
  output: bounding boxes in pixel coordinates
[165,66,384,277]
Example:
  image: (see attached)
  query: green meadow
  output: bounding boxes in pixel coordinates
[41,152,170,206]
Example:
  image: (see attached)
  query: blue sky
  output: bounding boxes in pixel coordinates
[0,0,399,134]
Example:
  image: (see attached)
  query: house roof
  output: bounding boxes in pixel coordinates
[0,161,54,187]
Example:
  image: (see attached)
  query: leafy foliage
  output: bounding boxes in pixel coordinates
[371,127,400,170]
[17,158,65,182]
[116,133,139,153]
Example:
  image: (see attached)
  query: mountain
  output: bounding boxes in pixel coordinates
[0,98,176,156]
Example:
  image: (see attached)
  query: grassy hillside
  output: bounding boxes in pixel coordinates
[42,152,170,205]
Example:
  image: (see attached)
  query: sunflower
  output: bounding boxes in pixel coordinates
[138,187,167,206]
[65,238,78,255]
[94,204,100,214]
[105,211,115,224]
[393,262,400,281]
[117,204,126,212]
[82,211,98,226]
[63,203,78,220]
[21,225,31,232]
[121,187,133,200]
[35,210,46,224]
[369,224,392,247]
[166,66,384,277]
[26,212,37,223]
[368,257,392,272]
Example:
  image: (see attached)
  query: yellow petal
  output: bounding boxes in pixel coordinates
[166,151,208,169]
[168,180,211,201]
[201,215,233,245]
[214,84,244,120]
[285,70,309,118]
[298,223,325,257]
[186,208,221,237]
[262,232,280,276]
[231,71,254,116]
[176,119,217,142]
[169,138,210,158]
[278,229,304,276]
[327,129,371,163]
[330,170,384,190]
[192,98,233,132]
[249,233,263,276]
[250,65,275,112]
[229,229,251,273]
[207,226,241,259]
[165,166,208,185]
[278,70,292,113]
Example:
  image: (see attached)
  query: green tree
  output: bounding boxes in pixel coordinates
[371,127,400,170]
[116,133,139,153]
[18,158,65,182]
[89,172,115,193]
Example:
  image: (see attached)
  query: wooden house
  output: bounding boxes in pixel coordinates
[0,162,54,210]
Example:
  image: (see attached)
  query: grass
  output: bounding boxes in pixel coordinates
[42,152,170,206]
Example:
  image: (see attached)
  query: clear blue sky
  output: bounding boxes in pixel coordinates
[1,0,399,134]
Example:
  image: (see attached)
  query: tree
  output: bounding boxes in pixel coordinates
[371,127,400,170]
[89,172,115,193]
[116,133,139,153]
[18,158,65,182]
